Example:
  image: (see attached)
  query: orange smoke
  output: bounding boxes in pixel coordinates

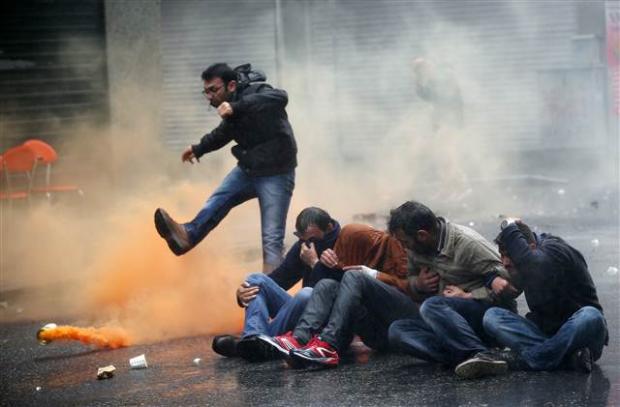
[38,325,132,349]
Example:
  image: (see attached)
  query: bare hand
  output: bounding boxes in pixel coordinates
[236,281,260,307]
[300,242,319,268]
[443,285,472,299]
[181,146,199,164]
[491,276,519,297]
[217,102,233,118]
[415,267,440,293]
[320,248,340,268]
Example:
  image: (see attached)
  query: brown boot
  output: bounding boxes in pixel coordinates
[154,208,192,255]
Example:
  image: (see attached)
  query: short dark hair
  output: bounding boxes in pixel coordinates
[201,63,237,84]
[494,221,536,253]
[295,207,333,234]
[388,201,437,236]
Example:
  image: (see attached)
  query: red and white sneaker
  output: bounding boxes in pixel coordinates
[256,331,303,358]
[289,336,340,368]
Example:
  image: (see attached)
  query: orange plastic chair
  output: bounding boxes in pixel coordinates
[22,139,83,200]
[0,145,38,206]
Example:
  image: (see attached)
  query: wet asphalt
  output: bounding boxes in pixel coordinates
[1,196,619,406]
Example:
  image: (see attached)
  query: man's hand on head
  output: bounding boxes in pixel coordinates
[236,281,260,308]
[415,267,440,293]
[319,248,339,269]
[217,102,233,118]
[300,242,319,268]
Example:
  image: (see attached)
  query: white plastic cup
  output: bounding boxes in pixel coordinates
[129,354,148,369]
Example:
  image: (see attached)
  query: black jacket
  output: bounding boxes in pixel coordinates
[498,224,606,338]
[191,82,297,177]
[268,221,342,290]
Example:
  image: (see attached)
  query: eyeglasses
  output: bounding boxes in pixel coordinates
[202,85,224,97]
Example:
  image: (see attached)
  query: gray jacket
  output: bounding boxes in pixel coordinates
[406,219,519,311]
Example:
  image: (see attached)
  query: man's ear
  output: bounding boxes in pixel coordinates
[227,80,237,93]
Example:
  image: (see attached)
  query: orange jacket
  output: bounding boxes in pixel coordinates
[333,224,409,294]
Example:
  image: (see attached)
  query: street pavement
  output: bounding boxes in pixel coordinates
[1,202,618,406]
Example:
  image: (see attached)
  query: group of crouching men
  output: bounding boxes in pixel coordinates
[211,201,608,379]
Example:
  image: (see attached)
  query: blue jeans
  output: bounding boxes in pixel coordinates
[242,273,312,338]
[389,296,492,365]
[184,166,295,268]
[483,306,607,370]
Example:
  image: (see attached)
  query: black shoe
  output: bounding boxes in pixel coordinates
[455,351,509,379]
[486,348,528,370]
[568,347,592,373]
[236,335,279,362]
[154,208,192,255]
[212,335,240,358]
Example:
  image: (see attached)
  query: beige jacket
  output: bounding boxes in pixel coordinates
[406,219,519,311]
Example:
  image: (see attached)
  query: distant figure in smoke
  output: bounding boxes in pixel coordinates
[212,207,341,362]
[455,219,608,379]
[154,63,297,272]
[412,57,464,133]
[412,58,469,194]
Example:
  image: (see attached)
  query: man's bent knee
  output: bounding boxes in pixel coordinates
[419,296,447,318]
[341,270,371,288]
[294,287,313,302]
[482,307,509,332]
[574,306,605,330]
[245,272,270,286]
[314,278,340,294]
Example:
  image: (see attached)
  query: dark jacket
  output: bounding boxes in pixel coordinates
[191,82,297,177]
[268,221,342,290]
[498,224,606,338]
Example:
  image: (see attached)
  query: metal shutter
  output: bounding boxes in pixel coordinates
[160,0,279,151]
[306,0,581,156]
[0,0,108,150]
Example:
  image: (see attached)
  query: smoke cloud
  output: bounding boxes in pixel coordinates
[1,1,617,345]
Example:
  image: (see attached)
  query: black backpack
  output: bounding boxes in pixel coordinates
[233,63,267,86]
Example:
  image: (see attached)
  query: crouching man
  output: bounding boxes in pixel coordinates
[256,222,414,368]
[212,207,341,361]
[456,219,608,378]
[387,201,521,377]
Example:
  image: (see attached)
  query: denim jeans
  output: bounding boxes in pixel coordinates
[184,166,295,269]
[296,272,419,351]
[242,273,312,338]
[483,306,607,370]
[388,296,492,365]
